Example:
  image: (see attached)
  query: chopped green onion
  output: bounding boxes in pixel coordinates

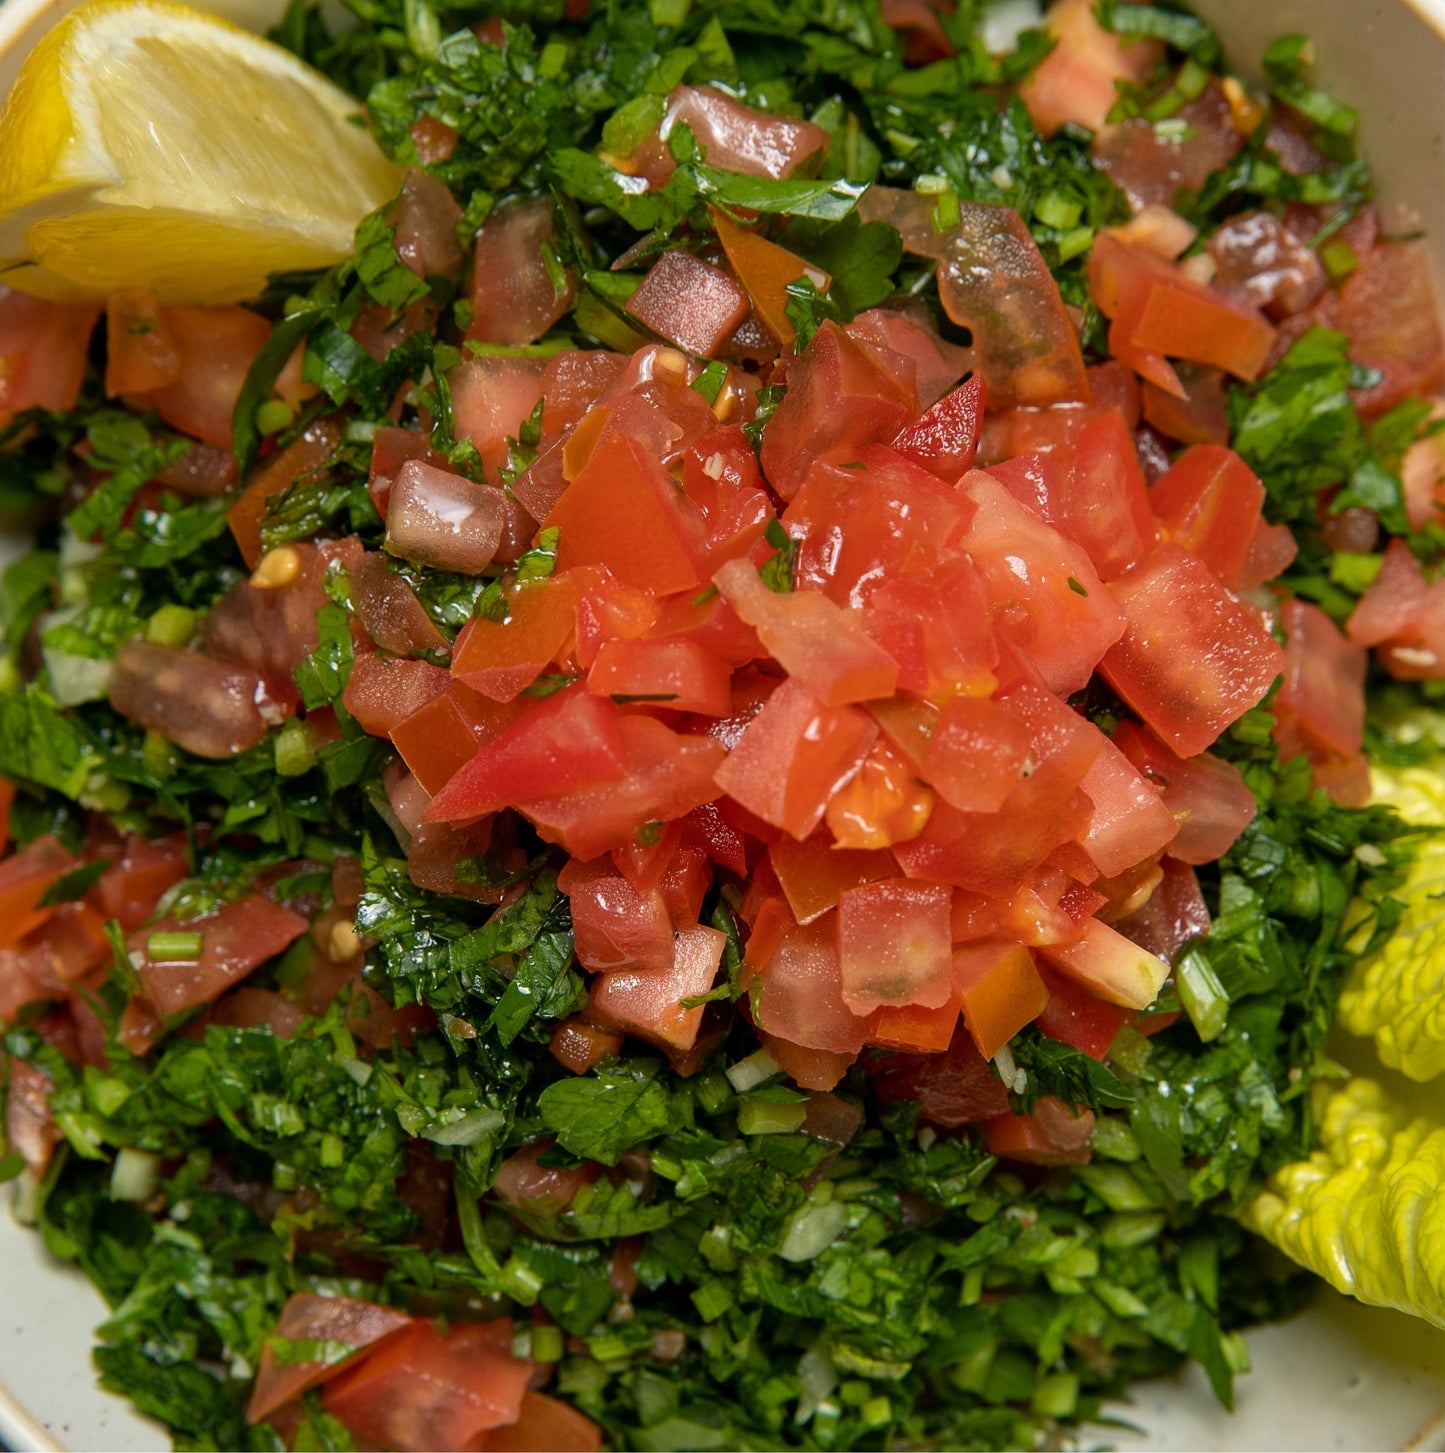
[110,1148,161,1203]
[530,1324,564,1363]
[274,717,315,778]
[145,603,196,648]
[1175,943,1230,1041]
[1031,1371,1078,1419]
[737,1094,806,1136]
[690,1278,735,1322]
[778,1200,849,1261]
[725,1047,781,1093]
[254,398,295,436]
[1320,238,1359,282]
[1034,191,1081,231]
[147,931,203,961]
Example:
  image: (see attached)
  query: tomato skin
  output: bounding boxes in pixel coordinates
[837,878,953,1015]
[761,321,916,500]
[1149,445,1264,590]
[130,893,309,1017]
[755,1030,855,1091]
[1110,720,1256,866]
[627,249,750,358]
[714,678,879,842]
[1073,732,1179,880]
[868,1022,1011,1126]
[246,1296,413,1424]
[344,651,452,737]
[4,1058,57,1178]
[0,835,76,950]
[390,691,489,797]
[0,287,99,424]
[869,997,960,1053]
[139,304,272,448]
[891,373,986,482]
[1057,408,1156,580]
[658,84,829,182]
[227,417,344,570]
[1099,543,1285,757]
[322,1319,532,1452]
[467,198,573,347]
[425,687,627,822]
[960,473,1126,696]
[1346,536,1445,681]
[983,1097,1094,1165]
[920,695,1032,814]
[519,715,726,861]
[1337,240,1445,419]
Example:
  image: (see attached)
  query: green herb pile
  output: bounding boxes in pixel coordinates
[1,1,1439,1449]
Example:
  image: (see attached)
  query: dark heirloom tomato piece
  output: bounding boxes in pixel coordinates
[4,1058,58,1178]
[0,286,99,425]
[348,552,449,657]
[1112,857,1212,963]
[1207,211,1327,317]
[479,1391,603,1453]
[385,459,508,574]
[91,834,189,931]
[390,168,464,281]
[130,893,309,1017]
[110,641,271,757]
[1337,240,1445,418]
[492,1140,600,1215]
[868,1021,1011,1126]
[626,249,750,358]
[658,84,829,181]
[1092,85,1243,212]
[467,197,573,347]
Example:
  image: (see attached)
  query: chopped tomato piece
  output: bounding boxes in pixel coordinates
[1072,732,1179,879]
[1346,535,1445,680]
[714,558,899,706]
[547,433,706,594]
[451,569,598,702]
[1110,720,1257,866]
[492,1141,600,1215]
[627,249,750,357]
[391,169,464,281]
[105,287,179,395]
[130,894,308,1017]
[1033,963,1128,1061]
[890,373,986,482]
[0,287,99,425]
[711,210,827,348]
[1141,364,1230,448]
[587,923,725,1054]
[1112,857,1211,963]
[760,321,915,500]
[837,877,953,1014]
[863,554,998,697]
[919,695,1032,814]
[559,856,675,972]
[1057,407,1155,580]
[1338,240,1445,418]
[322,1320,531,1452]
[714,678,878,841]
[1036,916,1169,1011]
[847,306,972,410]
[868,1022,1011,1126]
[959,472,1126,695]
[550,1016,625,1075]
[466,198,573,347]
[109,642,272,758]
[869,997,960,1053]
[0,836,76,950]
[139,304,272,449]
[227,418,344,570]
[952,940,1050,1060]
[983,1097,1094,1165]
[658,84,828,181]
[1093,86,1243,213]
[519,715,726,860]
[246,1296,412,1424]
[1099,543,1284,756]
[479,1391,603,1453]
[344,651,452,737]
[768,839,895,925]
[16,902,111,991]
[4,1058,57,1178]
[390,691,490,797]
[1149,444,1264,590]
[824,735,936,850]
[587,637,733,716]
[447,357,547,481]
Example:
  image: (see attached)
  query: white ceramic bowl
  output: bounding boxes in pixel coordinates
[0,0,1443,1447]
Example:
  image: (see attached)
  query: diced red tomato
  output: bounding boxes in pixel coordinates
[4,1058,57,1178]
[1056,408,1156,580]
[1033,963,1128,1061]
[424,687,626,822]
[1016,0,1162,135]
[681,800,750,877]
[550,1016,625,1075]
[518,715,726,860]
[0,835,77,950]
[1099,543,1284,756]
[246,1296,413,1424]
[129,894,309,1017]
[982,1097,1094,1165]
[1337,240,1445,419]
[0,287,99,425]
[755,1030,855,1092]
[919,695,1031,814]
[768,839,895,926]
[714,558,899,706]
[348,553,450,659]
[951,940,1050,1060]
[390,692,490,797]
[448,357,547,480]
[451,569,599,702]
[847,306,973,410]
[1072,732,1179,879]
[478,1390,603,1453]
[891,373,986,482]
[227,418,343,570]
[869,996,959,1053]
[836,877,953,1015]
[1112,857,1211,962]
[656,84,828,182]
[587,637,733,716]
[711,210,827,348]
[760,321,915,500]
[1149,445,1264,590]
[959,472,1126,696]
[1093,86,1243,213]
[559,856,675,972]
[368,426,446,516]
[1141,364,1230,448]
[492,1140,600,1216]
[1346,536,1445,680]
[344,651,452,737]
[391,169,465,281]
[714,678,878,841]
[322,1319,531,1451]
[868,1021,1011,1125]
[15,902,111,991]
[1110,720,1257,865]
[105,287,179,395]
[467,198,573,347]
[587,924,725,1054]
[863,555,998,698]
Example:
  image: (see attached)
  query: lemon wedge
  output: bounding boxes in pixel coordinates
[0,0,404,303]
